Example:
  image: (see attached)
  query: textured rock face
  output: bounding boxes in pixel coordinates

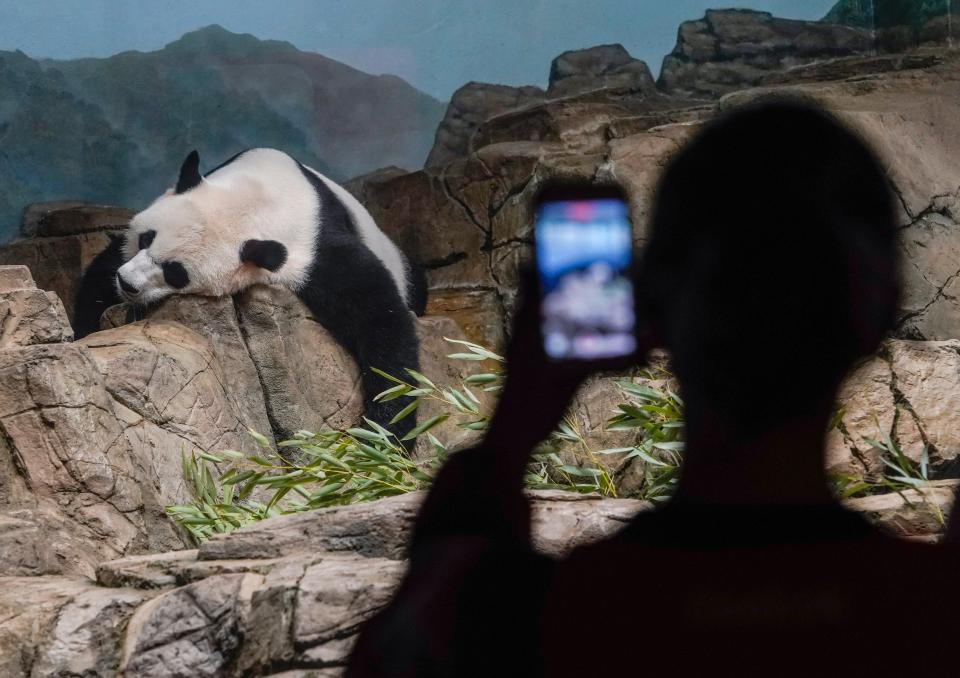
[4,481,954,677]
[425,82,546,168]
[548,44,657,97]
[658,9,874,98]
[827,340,960,477]
[0,302,269,577]
[0,490,650,678]
[357,51,960,353]
[105,288,482,457]
[424,44,665,168]
[0,264,73,348]
[0,270,484,578]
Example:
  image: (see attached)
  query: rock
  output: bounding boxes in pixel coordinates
[0,267,73,348]
[81,321,262,456]
[127,294,275,447]
[886,341,960,473]
[760,52,944,87]
[425,82,546,168]
[658,9,873,99]
[198,492,422,562]
[121,572,261,678]
[0,576,153,678]
[102,289,485,455]
[0,202,132,321]
[234,286,362,438]
[897,210,960,340]
[471,92,698,157]
[845,480,957,540]
[21,201,134,238]
[82,490,645,676]
[0,264,34,291]
[27,583,154,677]
[424,288,505,351]
[0,306,283,577]
[5,478,957,677]
[198,489,648,563]
[828,340,960,478]
[548,44,657,97]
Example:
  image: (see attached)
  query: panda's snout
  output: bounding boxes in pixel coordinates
[116,273,140,296]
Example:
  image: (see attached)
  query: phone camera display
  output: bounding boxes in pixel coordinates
[536,198,636,360]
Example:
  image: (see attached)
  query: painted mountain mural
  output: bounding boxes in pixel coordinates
[824,0,958,28]
[0,24,446,243]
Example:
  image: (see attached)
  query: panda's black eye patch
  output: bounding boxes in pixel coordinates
[138,230,156,250]
[162,261,190,289]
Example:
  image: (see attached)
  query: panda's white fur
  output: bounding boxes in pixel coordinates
[118,148,410,306]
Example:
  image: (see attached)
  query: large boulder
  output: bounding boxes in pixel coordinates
[548,44,657,97]
[1,265,494,578]
[0,309,270,577]
[424,82,546,168]
[658,9,874,99]
[103,288,485,457]
[827,340,960,479]
[0,264,73,348]
[423,44,671,169]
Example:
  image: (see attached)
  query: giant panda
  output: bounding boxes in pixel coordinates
[75,148,427,439]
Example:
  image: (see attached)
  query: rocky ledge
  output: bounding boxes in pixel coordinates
[2,483,955,678]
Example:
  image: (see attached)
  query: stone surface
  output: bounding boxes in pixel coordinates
[845,480,958,540]
[425,82,546,168]
[6,477,955,678]
[828,340,960,478]
[0,322,263,576]
[0,266,74,348]
[199,490,648,563]
[0,576,150,678]
[21,201,134,238]
[548,44,657,97]
[658,9,874,99]
[100,290,481,456]
[0,264,34,291]
[0,490,653,678]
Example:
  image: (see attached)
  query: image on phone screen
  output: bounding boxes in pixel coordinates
[535,197,637,361]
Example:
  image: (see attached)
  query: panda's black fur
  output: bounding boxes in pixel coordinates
[74,150,428,440]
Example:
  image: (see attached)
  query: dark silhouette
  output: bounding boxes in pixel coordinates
[346,99,960,677]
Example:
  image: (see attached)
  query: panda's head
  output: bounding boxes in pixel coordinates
[116,150,290,305]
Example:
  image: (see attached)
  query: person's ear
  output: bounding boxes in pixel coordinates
[240,239,288,272]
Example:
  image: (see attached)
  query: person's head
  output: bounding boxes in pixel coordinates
[638,98,900,431]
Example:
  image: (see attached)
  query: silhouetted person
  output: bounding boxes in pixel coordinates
[347,100,960,678]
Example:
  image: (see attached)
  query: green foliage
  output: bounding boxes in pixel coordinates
[166,338,689,542]
[830,433,943,524]
[167,422,432,543]
[601,372,685,502]
[168,336,942,543]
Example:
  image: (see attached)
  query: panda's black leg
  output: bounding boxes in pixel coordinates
[73,234,126,339]
[295,250,422,442]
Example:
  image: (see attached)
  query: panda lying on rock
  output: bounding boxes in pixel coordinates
[75,148,427,439]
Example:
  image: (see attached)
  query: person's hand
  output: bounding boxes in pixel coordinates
[483,266,643,479]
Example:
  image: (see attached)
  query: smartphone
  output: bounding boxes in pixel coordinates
[533,183,637,362]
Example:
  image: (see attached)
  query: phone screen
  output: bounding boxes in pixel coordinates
[535,196,637,361]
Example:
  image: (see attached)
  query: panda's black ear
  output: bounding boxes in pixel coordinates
[175,150,202,194]
[240,239,287,272]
